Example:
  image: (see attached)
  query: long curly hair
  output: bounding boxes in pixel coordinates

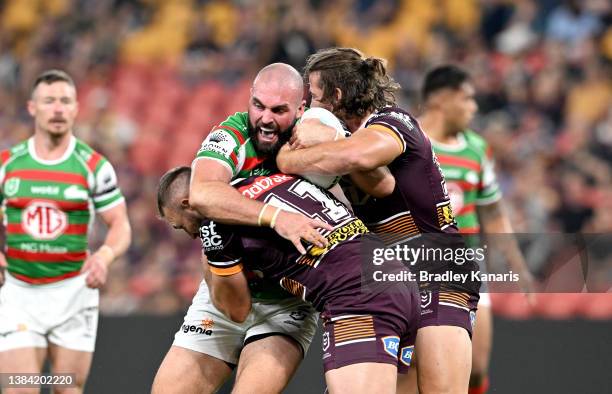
[303,47,400,119]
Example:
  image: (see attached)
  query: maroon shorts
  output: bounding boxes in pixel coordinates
[418,288,479,336]
[321,287,420,374]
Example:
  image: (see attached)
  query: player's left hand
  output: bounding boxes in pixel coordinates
[81,246,114,289]
[289,119,338,150]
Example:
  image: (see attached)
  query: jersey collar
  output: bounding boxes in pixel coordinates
[28,135,76,165]
[430,132,467,152]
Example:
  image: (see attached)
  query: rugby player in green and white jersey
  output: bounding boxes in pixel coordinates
[0,70,131,394]
[418,65,535,394]
[153,64,334,394]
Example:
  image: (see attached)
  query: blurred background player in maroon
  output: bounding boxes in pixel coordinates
[419,64,536,394]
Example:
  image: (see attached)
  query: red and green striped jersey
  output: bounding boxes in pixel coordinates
[0,136,125,284]
[193,112,271,179]
[193,112,284,299]
[432,130,501,234]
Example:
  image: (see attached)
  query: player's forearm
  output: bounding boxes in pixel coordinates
[189,181,266,226]
[99,215,131,264]
[277,140,369,176]
[349,167,395,198]
[209,272,252,323]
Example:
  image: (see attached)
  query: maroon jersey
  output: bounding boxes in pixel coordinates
[202,173,422,372]
[342,106,480,295]
[200,173,409,311]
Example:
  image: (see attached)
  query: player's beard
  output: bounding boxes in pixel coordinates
[248,118,296,158]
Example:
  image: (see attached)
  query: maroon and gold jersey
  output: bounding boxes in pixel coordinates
[345,106,457,237]
[199,173,397,310]
[342,107,480,295]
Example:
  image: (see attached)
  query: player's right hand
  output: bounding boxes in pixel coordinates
[289,118,338,150]
[273,211,333,254]
[0,252,7,287]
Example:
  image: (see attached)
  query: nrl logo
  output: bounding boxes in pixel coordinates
[4,178,20,197]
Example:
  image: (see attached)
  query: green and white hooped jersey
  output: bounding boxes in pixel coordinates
[193,112,293,300]
[194,112,272,179]
[0,136,124,284]
[432,130,502,234]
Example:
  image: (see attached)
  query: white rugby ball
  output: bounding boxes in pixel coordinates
[297,108,345,189]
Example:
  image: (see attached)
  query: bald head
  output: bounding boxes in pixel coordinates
[252,63,304,105]
[248,63,306,157]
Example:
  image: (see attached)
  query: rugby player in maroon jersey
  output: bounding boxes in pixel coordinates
[158,166,420,394]
[276,48,481,394]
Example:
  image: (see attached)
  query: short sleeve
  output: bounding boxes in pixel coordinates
[476,148,502,205]
[193,128,243,177]
[200,220,245,276]
[92,159,125,212]
[365,108,421,154]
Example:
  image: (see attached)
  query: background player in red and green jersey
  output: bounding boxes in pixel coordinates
[0,69,131,393]
[418,64,536,394]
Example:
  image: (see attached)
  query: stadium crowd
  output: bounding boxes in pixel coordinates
[0,0,610,316]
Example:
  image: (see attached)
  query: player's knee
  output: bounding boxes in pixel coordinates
[52,372,87,394]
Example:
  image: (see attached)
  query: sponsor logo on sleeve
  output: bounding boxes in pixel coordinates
[198,130,238,158]
[199,221,223,251]
[370,110,415,131]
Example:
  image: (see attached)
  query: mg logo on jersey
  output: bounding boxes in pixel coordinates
[4,178,20,197]
[199,221,222,250]
[21,201,67,240]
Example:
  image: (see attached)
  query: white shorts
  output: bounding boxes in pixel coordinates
[173,280,318,365]
[0,272,99,352]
